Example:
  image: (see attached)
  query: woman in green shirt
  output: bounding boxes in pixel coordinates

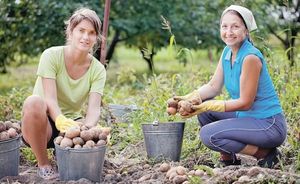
[21,8,106,180]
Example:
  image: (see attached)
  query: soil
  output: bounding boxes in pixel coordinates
[1,140,300,184]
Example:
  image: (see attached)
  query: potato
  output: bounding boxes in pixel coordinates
[0,123,6,132]
[167,107,177,115]
[97,139,106,146]
[73,137,84,145]
[65,127,80,139]
[194,169,204,176]
[74,144,82,149]
[89,127,101,140]
[179,101,193,113]
[4,121,13,129]
[55,136,64,145]
[159,163,171,172]
[169,171,178,181]
[99,132,107,140]
[85,140,95,148]
[167,98,178,108]
[80,130,94,142]
[101,127,111,136]
[173,175,188,184]
[12,123,21,133]
[166,167,177,178]
[90,126,102,136]
[0,132,10,141]
[80,125,89,131]
[7,128,17,138]
[60,137,73,148]
[176,166,187,175]
[178,108,190,116]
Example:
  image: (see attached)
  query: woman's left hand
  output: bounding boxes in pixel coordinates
[181,100,225,118]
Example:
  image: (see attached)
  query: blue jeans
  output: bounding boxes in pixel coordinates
[197,111,287,154]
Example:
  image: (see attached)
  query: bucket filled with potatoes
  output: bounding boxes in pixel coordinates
[54,125,111,182]
[0,120,21,179]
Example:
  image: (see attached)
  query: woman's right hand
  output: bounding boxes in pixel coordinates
[173,90,202,105]
[55,114,80,133]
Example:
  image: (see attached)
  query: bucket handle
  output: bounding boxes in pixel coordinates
[152,120,159,126]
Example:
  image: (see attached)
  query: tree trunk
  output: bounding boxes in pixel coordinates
[94,31,121,68]
[140,47,156,72]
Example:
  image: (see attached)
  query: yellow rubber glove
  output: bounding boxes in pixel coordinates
[181,100,225,118]
[55,114,80,133]
[174,90,202,105]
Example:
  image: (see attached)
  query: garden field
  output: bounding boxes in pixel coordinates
[0,45,300,183]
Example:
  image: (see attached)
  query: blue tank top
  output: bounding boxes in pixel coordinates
[222,39,282,118]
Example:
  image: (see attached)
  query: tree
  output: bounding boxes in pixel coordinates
[256,0,299,67]
[0,0,103,73]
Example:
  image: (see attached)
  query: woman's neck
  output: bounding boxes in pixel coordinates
[65,45,89,65]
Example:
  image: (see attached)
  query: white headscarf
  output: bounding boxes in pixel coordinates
[222,5,257,32]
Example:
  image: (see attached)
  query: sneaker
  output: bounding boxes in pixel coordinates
[257,148,281,168]
[37,165,59,180]
[219,154,241,167]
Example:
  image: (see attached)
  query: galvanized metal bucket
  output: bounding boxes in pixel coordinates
[108,104,139,123]
[0,136,20,179]
[142,122,185,161]
[55,143,106,182]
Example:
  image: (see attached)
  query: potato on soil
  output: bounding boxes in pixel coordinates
[80,130,94,142]
[166,167,177,178]
[73,137,84,145]
[159,163,171,172]
[60,137,73,148]
[176,166,187,175]
[167,98,178,108]
[65,127,80,139]
[167,107,177,115]
[169,171,178,181]
[55,136,64,145]
[7,128,17,138]
[173,175,188,184]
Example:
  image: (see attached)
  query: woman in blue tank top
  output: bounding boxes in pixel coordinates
[167,5,287,168]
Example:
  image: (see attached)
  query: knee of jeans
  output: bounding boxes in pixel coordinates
[199,126,214,148]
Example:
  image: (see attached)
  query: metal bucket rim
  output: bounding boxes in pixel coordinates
[54,142,106,153]
[142,122,185,125]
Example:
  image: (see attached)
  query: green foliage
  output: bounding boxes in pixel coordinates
[20,147,37,164]
[0,87,31,120]
[0,0,103,73]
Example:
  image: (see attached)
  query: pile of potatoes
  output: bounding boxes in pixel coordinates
[55,125,110,149]
[167,97,201,116]
[159,163,209,184]
[0,120,21,141]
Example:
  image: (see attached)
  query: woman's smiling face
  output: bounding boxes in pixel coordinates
[220,11,248,50]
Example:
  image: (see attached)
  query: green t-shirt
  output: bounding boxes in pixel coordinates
[33,46,106,118]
